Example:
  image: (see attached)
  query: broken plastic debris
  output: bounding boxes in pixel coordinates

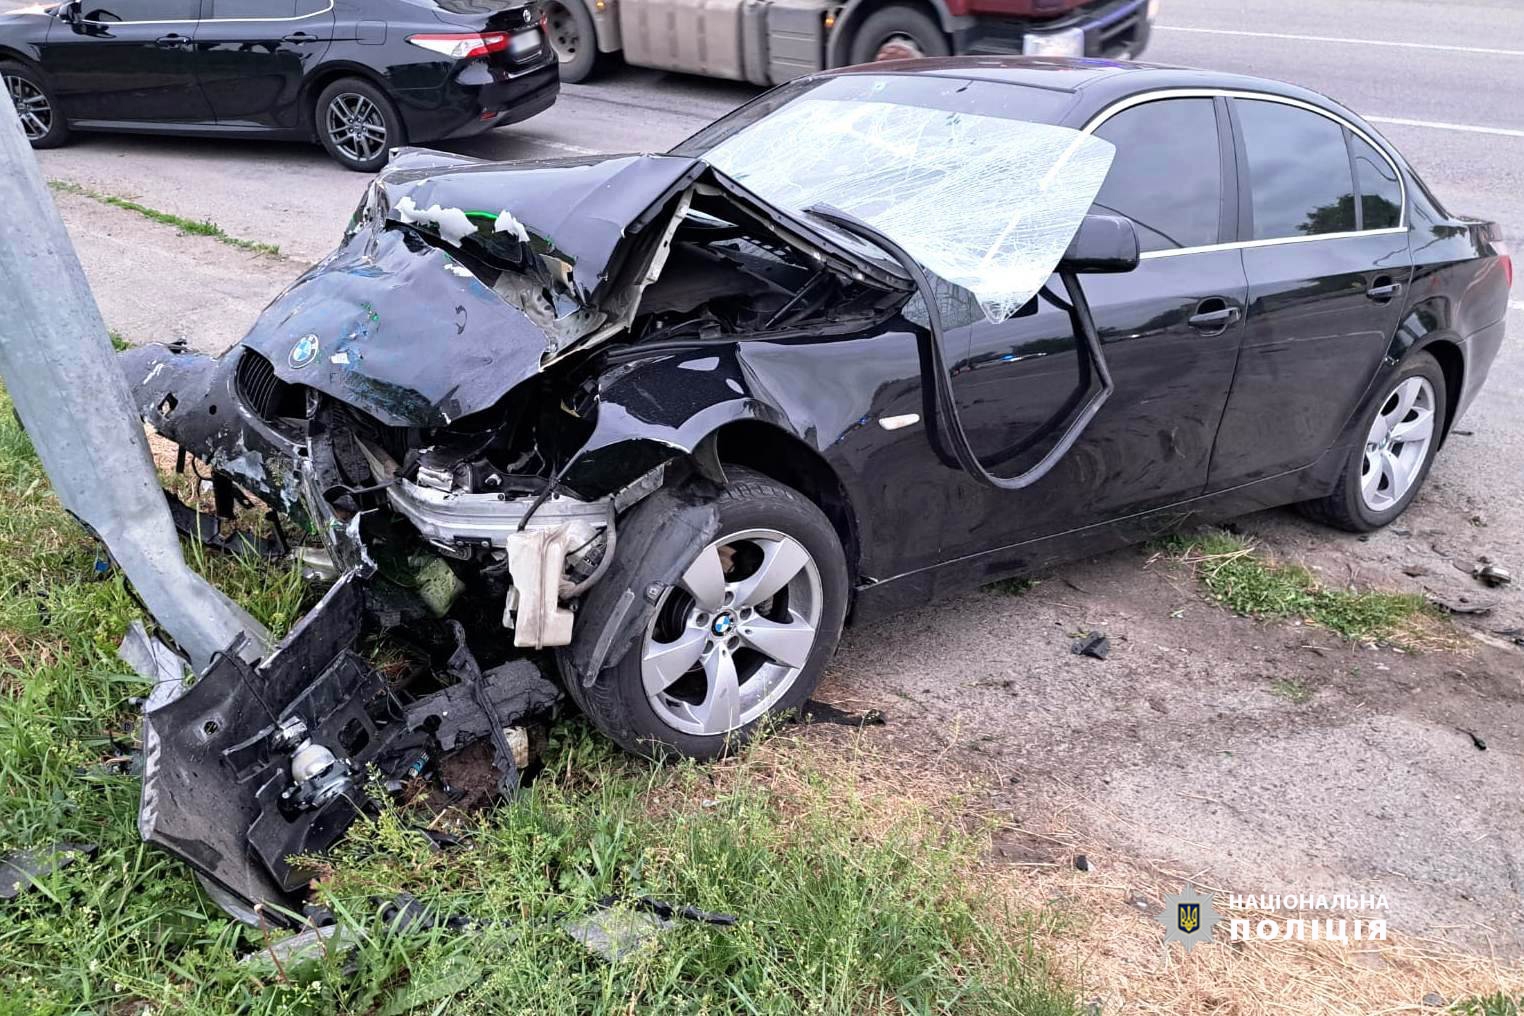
[1473,562,1512,588]
[494,209,530,243]
[1071,631,1110,660]
[1,842,98,900]
[564,909,671,962]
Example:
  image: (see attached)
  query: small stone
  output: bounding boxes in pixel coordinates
[1074,854,1091,872]
[1422,992,1446,1008]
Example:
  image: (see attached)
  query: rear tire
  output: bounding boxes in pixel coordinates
[315,77,404,173]
[846,5,951,64]
[1298,351,1447,532]
[565,469,848,760]
[543,0,604,84]
[2,61,68,149]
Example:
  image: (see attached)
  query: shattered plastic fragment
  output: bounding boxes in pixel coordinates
[702,97,1115,322]
[494,209,530,243]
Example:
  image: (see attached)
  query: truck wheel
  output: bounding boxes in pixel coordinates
[566,469,849,760]
[544,0,603,83]
[847,5,950,64]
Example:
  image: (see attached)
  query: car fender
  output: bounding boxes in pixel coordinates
[561,347,802,500]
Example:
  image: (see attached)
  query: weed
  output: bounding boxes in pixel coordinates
[1163,528,1455,650]
[1457,993,1522,1016]
[49,180,283,257]
[988,576,1040,596]
[1269,677,1314,704]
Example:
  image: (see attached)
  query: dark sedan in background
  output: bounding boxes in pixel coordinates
[0,0,557,170]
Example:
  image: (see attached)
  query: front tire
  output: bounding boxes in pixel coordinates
[2,61,68,149]
[315,77,404,173]
[1299,352,1447,532]
[568,469,849,760]
[846,5,951,64]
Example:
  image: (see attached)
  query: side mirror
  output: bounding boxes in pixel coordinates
[56,0,81,23]
[1059,213,1140,274]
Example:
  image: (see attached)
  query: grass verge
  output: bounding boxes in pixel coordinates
[1160,528,1461,651]
[0,393,1074,1014]
[49,180,283,258]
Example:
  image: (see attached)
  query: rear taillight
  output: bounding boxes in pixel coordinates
[406,32,509,59]
[1499,243,1513,290]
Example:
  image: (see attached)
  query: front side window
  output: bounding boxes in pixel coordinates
[1091,97,1222,253]
[1237,99,1357,240]
[81,1,199,21]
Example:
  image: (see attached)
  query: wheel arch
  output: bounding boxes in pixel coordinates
[712,419,862,584]
[0,46,46,71]
[825,0,957,68]
[1413,336,1465,446]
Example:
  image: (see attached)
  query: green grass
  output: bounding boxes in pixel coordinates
[0,392,1075,1014]
[986,576,1039,596]
[1268,677,1314,705]
[49,180,283,258]
[1457,994,1523,1016]
[1161,528,1452,649]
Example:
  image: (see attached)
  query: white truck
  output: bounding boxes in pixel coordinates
[541,0,1156,84]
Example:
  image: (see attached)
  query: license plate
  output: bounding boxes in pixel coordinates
[510,28,542,57]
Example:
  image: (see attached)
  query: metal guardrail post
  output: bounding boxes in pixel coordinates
[0,91,270,670]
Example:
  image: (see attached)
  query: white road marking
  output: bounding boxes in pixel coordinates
[1365,116,1524,139]
[1154,24,1524,58]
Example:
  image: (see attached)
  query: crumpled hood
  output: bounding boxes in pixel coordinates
[240,228,549,428]
[372,147,704,305]
[236,149,705,428]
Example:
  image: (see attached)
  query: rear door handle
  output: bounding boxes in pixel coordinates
[1366,279,1404,301]
[282,32,318,43]
[155,33,190,47]
[1187,300,1242,331]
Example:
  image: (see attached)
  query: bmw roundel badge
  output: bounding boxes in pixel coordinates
[288,333,320,369]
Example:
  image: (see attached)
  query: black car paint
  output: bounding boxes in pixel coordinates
[125,60,1509,631]
[0,0,556,147]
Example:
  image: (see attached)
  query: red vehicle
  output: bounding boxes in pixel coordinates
[541,0,1155,84]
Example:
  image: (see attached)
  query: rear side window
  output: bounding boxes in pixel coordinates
[209,0,328,16]
[1237,99,1357,240]
[82,1,199,20]
[1351,134,1402,229]
[1091,98,1222,253]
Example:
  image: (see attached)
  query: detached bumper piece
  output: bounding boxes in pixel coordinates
[131,574,561,924]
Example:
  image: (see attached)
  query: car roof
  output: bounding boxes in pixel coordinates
[821,56,1360,129]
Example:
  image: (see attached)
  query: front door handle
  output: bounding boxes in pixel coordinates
[155,33,190,47]
[282,32,318,43]
[1187,299,1242,331]
[1366,278,1404,302]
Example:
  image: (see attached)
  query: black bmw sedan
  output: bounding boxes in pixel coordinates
[0,0,557,170]
[122,59,1511,766]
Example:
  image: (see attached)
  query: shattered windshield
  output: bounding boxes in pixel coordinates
[696,87,1115,322]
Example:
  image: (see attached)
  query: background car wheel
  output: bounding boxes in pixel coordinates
[847,5,951,64]
[1298,351,1447,532]
[315,77,404,173]
[2,61,68,149]
[567,469,849,760]
[543,0,604,83]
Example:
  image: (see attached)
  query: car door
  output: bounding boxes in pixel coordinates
[940,95,1248,560]
[192,0,334,130]
[1207,96,1414,488]
[42,0,212,123]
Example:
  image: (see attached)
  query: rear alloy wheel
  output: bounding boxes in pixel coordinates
[846,6,951,65]
[543,0,603,83]
[315,78,404,173]
[2,62,68,148]
[568,470,849,760]
[1299,352,1447,532]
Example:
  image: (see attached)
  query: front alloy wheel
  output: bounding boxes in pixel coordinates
[4,73,51,142]
[642,529,823,737]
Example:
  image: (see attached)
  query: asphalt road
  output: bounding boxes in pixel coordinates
[10,0,1524,262]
